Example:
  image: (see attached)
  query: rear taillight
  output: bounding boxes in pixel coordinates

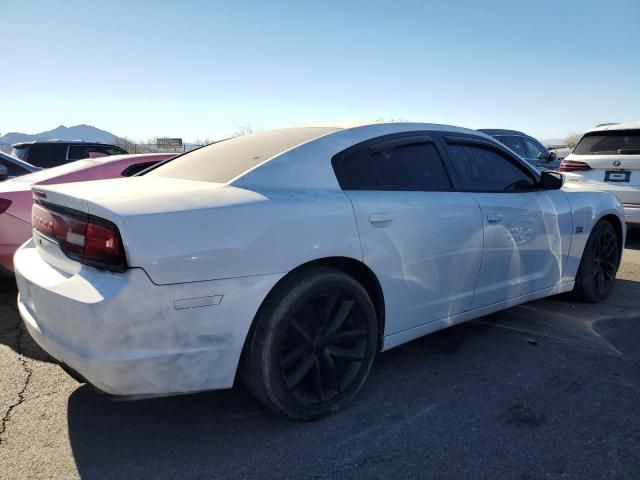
[32,203,126,271]
[559,160,592,172]
[0,199,12,214]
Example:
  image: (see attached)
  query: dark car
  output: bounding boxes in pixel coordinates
[479,129,559,171]
[0,150,39,181]
[10,141,128,169]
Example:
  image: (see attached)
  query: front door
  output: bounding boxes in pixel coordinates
[443,138,572,308]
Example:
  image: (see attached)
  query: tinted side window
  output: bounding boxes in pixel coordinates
[448,144,535,191]
[333,139,451,191]
[524,138,547,160]
[497,135,526,158]
[26,144,68,168]
[334,148,378,189]
[370,141,450,191]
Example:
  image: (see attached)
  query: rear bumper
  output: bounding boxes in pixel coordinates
[623,205,640,225]
[14,239,283,396]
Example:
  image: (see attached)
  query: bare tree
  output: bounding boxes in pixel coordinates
[564,132,582,148]
[231,121,253,137]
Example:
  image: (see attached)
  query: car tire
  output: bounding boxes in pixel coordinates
[573,219,621,302]
[240,267,378,421]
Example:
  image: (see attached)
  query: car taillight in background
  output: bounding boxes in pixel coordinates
[0,199,12,214]
[32,203,126,271]
[559,160,592,172]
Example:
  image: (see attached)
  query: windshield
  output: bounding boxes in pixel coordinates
[573,130,640,155]
[146,127,339,183]
[10,146,27,160]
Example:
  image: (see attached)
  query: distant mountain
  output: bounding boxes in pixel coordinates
[0,124,117,145]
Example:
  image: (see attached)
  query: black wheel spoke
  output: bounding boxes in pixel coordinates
[281,344,307,369]
[285,353,316,390]
[324,292,340,327]
[592,266,601,280]
[328,329,367,343]
[313,358,324,402]
[327,345,365,362]
[320,350,339,393]
[596,272,607,292]
[290,317,311,343]
[327,300,354,335]
[602,240,616,257]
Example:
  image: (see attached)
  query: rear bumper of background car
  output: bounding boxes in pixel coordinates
[14,239,283,396]
[0,213,32,272]
[623,204,640,225]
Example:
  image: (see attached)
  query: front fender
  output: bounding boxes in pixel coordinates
[562,189,625,281]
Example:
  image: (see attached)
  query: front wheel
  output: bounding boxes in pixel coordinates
[240,267,378,421]
[573,219,621,302]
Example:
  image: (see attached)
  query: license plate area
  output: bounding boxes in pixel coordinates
[605,170,631,182]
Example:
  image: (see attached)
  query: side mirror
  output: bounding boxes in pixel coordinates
[548,151,557,161]
[0,165,8,182]
[539,170,563,190]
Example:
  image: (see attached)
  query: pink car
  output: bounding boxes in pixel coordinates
[0,153,174,273]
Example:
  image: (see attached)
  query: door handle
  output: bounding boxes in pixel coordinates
[369,213,393,227]
[487,213,503,223]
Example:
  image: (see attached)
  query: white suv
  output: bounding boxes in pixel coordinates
[562,122,640,226]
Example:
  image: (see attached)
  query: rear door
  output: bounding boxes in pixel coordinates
[443,136,572,307]
[333,133,484,334]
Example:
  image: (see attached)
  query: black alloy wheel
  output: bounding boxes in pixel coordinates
[280,291,368,405]
[574,220,620,302]
[241,267,378,421]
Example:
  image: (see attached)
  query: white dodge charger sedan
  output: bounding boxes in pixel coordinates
[14,123,625,420]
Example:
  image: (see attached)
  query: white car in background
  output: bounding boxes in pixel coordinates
[561,122,640,226]
[14,123,625,420]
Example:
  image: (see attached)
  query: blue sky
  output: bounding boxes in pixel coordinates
[1,0,639,142]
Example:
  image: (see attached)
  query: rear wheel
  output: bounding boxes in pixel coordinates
[573,220,620,302]
[241,267,378,421]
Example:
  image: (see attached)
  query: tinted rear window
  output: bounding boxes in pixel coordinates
[333,136,451,191]
[573,130,640,155]
[146,127,339,183]
[24,144,69,168]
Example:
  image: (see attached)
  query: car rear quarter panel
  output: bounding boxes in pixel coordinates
[119,188,362,285]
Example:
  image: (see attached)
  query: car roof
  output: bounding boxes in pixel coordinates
[477,129,528,137]
[232,122,539,191]
[586,122,640,133]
